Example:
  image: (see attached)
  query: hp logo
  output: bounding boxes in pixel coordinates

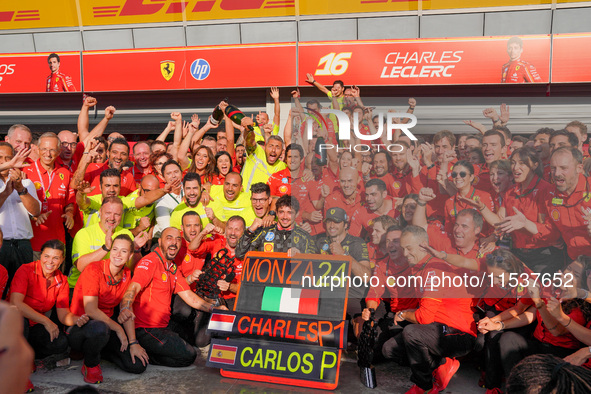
[190,59,210,80]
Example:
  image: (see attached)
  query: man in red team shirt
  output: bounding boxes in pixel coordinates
[46,53,76,92]
[129,142,153,186]
[349,178,398,237]
[23,133,75,258]
[117,227,223,367]
[501,37,542,83]
[72,137,136,197]
[322,167,363,216]
[382,226,477,394]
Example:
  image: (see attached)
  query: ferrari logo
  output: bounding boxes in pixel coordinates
[160,60,175,81]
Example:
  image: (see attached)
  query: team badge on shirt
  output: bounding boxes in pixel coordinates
[59,173,64,180]
[264,242,274,252]
[282,178,288,184]
[265,232,275,241]
[162,273,167,281]
[551,209,560,221]
[393,181,401,190]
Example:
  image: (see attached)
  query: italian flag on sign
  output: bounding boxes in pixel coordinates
[261,287,320,315]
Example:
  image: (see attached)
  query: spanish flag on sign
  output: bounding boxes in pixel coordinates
[209,344,238,365]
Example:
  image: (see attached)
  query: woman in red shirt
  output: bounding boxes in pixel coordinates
[478,255,591,393]
[211,151,233,186]
[67,234,148,384]
[150,151,173,189]
[496,147,560,274]
[444,160,496,236]
[10,240,88,391]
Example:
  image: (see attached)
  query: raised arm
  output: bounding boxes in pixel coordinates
[270,87,281,127]
[156,121,175,142]
[82,106,116,145]
[305,73,330,95]
[77,96,97,142]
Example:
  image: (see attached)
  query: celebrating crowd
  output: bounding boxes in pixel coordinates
[1,79,591,394]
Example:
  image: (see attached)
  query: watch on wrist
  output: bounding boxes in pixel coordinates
[17,188,28,196]
[397,311,404,321]
[102,244,110,252]
[268,210,276,217]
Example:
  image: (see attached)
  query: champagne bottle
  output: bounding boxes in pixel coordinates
[224,104,253,131]
[209,97,228,126]
[315,136,327,166]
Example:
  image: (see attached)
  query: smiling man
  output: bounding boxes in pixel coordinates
[46,53,76,92]
[170,172,210,231]
[207,172,255,227]
[68,196,146,288]
[240,116,286,190]
[501,37,542,83]
[129,142,153,186]
[75,137,136,197]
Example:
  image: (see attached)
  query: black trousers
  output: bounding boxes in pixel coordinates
[135,324,197,367]
[171,296,212,348]
[383,323,476,391]
[67,320,146,374]
[480,322,535,389]
[0,239,33,298]
[24,320,68,359]
[498,331,575,378]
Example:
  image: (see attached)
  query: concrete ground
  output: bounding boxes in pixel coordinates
[30,347,487,394]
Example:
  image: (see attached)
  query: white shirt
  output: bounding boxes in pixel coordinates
[153,190,183,239]
[0,178,41,240]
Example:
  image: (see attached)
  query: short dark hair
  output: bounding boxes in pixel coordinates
[365,178,387,192]
[550,129,579,148]
[466,134,483,144]
[250,182,270,197]
[182,171,202,188]
[227,215,246,228]
[533,127,554,140]
[100,168,121,185]
[453,160,475,175]
[109,137,129,153]
[386,224,403,234]
[47,53,60,63]
[181,210,201,226]
[161,159,182,175]
[40,239,65,255]
[286,144,304,159]
[277,194,298,213]
[202,135,216,143]
[512,135,528,144]
[333,80,344,88]
[483,129,506,147]
[493,125,512,141]
[0,141,14,155]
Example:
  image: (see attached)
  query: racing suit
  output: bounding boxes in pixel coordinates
[501,60,542,83]
[46,71,76,92]
[235,224,317,258]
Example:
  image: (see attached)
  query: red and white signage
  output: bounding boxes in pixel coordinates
[0,51,80,93]
[551,33,591,83]
[82,43,297,92]
[298,36,551,85]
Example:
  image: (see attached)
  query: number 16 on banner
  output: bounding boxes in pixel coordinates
[315,52,352,76]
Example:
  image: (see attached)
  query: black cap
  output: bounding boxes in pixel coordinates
[324,207,348,223]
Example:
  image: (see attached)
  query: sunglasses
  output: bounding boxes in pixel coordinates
[451,171,468,179]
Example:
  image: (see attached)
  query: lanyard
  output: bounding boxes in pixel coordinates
[453,187,476,217]
[168,189,183,205]
[35,161,55,201]
[551,178,590,208]
[515,175,542,199]
[154,249,177,274]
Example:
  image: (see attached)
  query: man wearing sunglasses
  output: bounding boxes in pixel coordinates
[117,227,223,368]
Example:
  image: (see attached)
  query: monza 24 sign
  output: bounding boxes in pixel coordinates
[206,252,351,390]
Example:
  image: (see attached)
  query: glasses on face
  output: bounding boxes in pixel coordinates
[60,142,76,149]
[40,148,58,154]
[251,198,268,204]
[451,171,468,179]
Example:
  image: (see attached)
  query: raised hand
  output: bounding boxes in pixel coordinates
[305,73,315,84]
[408,97,416,108]
[270,87,279,100]
[134,232,149,249]
[105,106,116,120]
[351,85,360,97]
[482,107,499,121]
[499,103,510,124]
[170,112,182,122]
[76,180,95,195]
[291,89,300,98]
[418,187,437,203]
[204,207,215,221]
[7,148,31,169]
[84,96,97,108]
